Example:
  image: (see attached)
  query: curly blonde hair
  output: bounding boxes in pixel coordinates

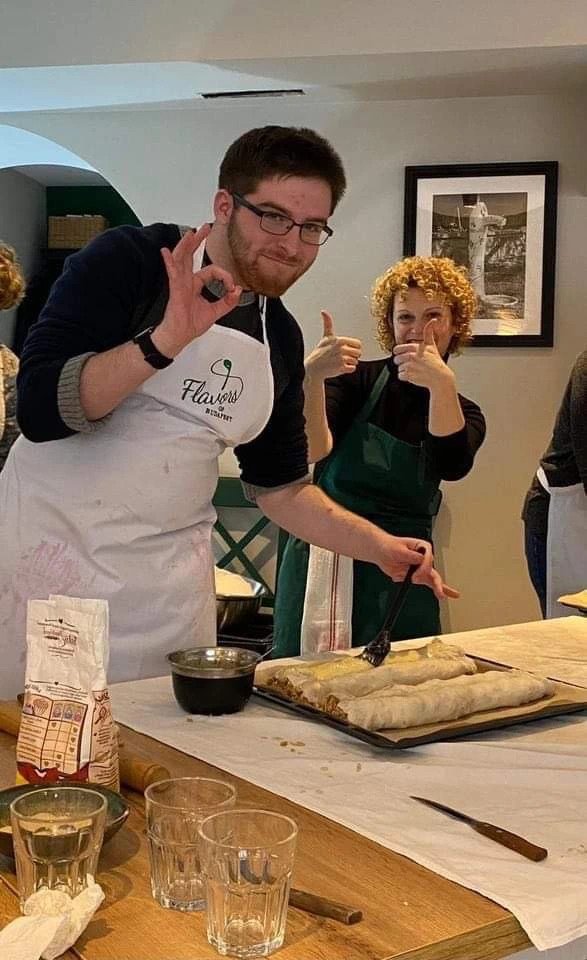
[371,256,476,355]
[0,242,26,311]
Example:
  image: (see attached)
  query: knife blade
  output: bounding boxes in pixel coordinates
[411,796,548,862]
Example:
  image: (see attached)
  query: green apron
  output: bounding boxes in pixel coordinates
[273,367,442,657]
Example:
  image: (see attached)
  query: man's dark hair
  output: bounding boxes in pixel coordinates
[219,126,346,213]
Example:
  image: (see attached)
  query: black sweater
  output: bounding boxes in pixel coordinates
[523,350,587,537]
[16,224,308,490]
[315,357,486,483]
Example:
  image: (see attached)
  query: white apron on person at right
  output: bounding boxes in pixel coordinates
[537,467,587,619]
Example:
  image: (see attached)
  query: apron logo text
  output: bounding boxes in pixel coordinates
[181,358,244,415]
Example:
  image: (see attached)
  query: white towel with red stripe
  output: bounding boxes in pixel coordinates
[299,545,353,654]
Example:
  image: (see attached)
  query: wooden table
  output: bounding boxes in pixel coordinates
[0,725,532,960]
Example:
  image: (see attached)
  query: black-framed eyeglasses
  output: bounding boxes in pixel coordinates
[232,193,333,246]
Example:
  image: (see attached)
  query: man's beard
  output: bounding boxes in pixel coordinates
[227,217,309,298]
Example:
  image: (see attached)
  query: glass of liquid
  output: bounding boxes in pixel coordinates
[10,787,107,908]
[198,809,298,958]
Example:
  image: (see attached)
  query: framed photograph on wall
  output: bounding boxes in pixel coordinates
[403,161,558,347]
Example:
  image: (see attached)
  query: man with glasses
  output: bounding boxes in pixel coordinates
[0,125,456,694]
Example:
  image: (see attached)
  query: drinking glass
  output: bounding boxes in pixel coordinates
[145,776,236,911]
[10,787,107,907]
[198,809,298,958]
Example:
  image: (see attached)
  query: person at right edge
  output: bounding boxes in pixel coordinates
[274,256,486,657]
[523,350,587,618]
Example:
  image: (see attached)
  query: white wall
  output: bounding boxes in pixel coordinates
[2,92,585,632]
[0,168,46,345]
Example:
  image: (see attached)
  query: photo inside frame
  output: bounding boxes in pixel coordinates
[431,191,528,334]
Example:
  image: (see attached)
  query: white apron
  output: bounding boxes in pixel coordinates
[537,467,587,619]
[0,250,273,696]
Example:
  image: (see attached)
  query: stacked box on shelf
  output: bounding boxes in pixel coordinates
[47,215,108,249]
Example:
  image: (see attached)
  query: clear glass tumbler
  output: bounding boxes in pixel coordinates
[10,787,107,907]
[145,776,236,911]
[198,809,298,958]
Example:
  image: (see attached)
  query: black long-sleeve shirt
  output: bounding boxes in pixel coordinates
[523,350,587,538]
[16,223,309,491]
[315,357,486,484]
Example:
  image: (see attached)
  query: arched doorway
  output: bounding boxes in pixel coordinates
[0,125,140,352]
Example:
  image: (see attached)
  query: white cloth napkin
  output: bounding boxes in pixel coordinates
[0,879,104,960]
[300,546,354,654]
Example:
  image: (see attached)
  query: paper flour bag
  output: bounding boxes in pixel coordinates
[16,596,119,790]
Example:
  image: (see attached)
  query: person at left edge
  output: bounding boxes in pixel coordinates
[0,126,457,697]
[0,241,25,470]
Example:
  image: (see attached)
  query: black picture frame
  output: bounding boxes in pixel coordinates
[403,161,558,347]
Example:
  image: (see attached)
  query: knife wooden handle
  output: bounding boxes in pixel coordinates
[289,887,363,924]
[474,821,548,861]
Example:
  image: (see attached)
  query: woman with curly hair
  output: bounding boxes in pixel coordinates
[0,242,26,470]
[274,256,486,656]
[0,242,26,311]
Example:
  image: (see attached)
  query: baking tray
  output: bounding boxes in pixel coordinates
[253,657,587,749]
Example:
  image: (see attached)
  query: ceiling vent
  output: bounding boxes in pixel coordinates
[201,88,305,100]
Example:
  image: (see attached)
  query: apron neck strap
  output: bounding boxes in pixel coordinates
[259,296,268,342]
[355,365,390,424]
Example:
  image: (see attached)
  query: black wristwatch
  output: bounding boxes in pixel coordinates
[133,326,174,370]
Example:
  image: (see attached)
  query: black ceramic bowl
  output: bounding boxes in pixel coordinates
[0,783,129,860]
[167,646,262,715]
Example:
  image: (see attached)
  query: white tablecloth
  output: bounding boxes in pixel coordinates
[111,661,587,956]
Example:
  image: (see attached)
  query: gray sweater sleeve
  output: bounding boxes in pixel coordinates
[57,353,111,433]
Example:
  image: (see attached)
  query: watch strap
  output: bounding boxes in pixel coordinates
[133,326,173,370]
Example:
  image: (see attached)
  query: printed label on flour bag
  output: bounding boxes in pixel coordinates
[16,596,120,790]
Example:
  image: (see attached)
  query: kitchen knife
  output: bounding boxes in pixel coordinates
[411,795,548,862]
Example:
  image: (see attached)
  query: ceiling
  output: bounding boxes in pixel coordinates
[1,0,586,186]
[1,46,586,116]
[3,0,587,67]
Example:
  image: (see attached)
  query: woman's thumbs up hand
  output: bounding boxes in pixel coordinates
[393,319,454,390]
[304,310,363,381]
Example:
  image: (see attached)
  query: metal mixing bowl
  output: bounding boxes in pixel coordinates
[215,575,266,631]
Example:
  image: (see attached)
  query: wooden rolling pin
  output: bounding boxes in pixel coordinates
[0,700,169,794]
[0,700,21,739]
[118,751,170,794]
